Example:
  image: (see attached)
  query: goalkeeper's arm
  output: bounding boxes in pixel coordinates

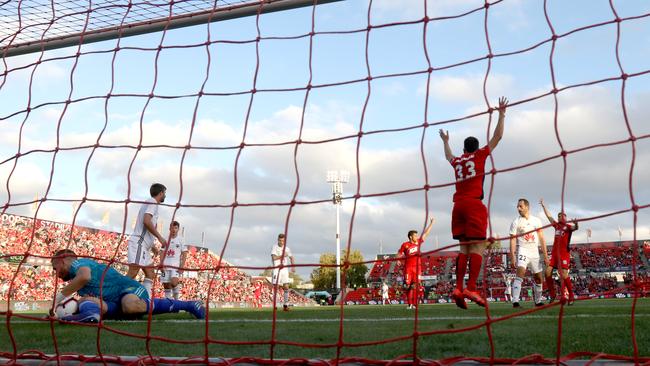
[55,266,91,304]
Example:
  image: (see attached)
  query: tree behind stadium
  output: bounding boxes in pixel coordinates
[311,250,368,290]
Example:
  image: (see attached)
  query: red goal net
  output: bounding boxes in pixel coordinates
[1,0,649,364]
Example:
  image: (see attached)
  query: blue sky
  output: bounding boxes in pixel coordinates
[1,0,650,278]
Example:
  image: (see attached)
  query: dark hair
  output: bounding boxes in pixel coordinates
[278,233,285,238]
[464,137,479,153]
[150,183,166,197]
[53,249,77,260]
[171,221,180,227]
[407,230,418,239]
[518,198,530,207]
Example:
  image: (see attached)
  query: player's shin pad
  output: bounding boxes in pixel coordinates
[512,277,523,303]
[533,283,543,303]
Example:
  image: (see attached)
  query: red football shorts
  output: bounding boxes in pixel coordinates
[549,251,570,269]
[404,266,419,286]
[451,199,488,241]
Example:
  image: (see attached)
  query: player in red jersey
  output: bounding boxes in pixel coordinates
[397,217,435,309]
[540,198,579,305]
[253,280,263,308]
[417,282,425,304]
[439,96,508,309]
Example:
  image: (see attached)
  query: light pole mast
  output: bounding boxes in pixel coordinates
[327,170,349,290]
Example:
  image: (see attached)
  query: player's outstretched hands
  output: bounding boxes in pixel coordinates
[439,129,449,143]
[539,198,545,207]
[498,96,508,113]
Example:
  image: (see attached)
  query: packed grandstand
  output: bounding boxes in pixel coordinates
[1,213,648,308]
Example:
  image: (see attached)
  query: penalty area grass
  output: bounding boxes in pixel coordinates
[0,298,648,361]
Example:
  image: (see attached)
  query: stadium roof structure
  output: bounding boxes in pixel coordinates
[0,0,341,58]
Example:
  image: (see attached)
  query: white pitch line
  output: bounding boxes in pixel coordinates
[7,313,650,324]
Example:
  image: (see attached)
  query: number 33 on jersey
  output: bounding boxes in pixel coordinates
[455,161,476,180]
[451,146,490,202]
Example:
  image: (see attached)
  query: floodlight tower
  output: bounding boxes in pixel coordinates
[326,170,349,290]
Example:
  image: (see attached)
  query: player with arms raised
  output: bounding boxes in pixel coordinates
[160,221,187,299]
[509,198,548,307]
[397,217,435,309]
[540,198,579,305]
[439,96,508,309]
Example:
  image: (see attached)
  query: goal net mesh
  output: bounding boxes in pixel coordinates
[1,0,649,364]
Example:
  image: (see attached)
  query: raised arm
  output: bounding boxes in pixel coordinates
[487,96,508,151]
[420,217,436,241]
[439,129,455,163]
[539,198,556,225]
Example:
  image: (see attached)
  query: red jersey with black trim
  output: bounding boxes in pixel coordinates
[398,238,423,269]
[552,222,576,254]
[254,282,262,296]
[450,145,491,202]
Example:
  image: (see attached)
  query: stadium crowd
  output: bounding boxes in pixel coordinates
[575,245,639,270]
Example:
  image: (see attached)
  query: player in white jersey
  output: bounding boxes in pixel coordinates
[126,183,168,297]
[509,198,548,307]
[503,273,512,302]
[381,282,390,305]
[160,221,187,299]
[271,233,295,311]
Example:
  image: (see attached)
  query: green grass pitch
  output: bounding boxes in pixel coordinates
[1,298,648,361]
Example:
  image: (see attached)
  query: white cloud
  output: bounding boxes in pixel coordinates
[2,49,69,87]
[421,72,514,105]
[0,160,51,217]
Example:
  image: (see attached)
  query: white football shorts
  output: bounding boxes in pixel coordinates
[127,240,152,266]
[516,248,543,274]
[160,268,181,283]
[272,267,291,285]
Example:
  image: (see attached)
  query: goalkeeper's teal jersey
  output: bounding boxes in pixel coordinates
[69,258,147,303]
